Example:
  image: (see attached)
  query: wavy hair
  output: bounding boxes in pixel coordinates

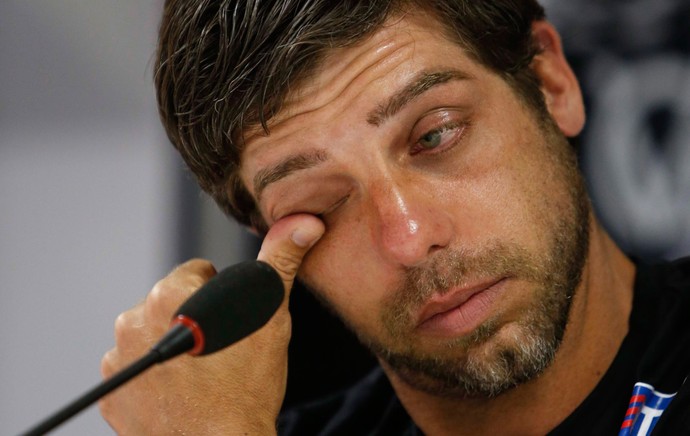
[155,0,546,230]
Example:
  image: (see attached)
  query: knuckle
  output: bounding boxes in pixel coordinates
[154,260,216,304]
[184,258,217,276]
[113,312,132,343]
[269,250,302,278]
[100,349,116,378]
[148,279,170,306]
[148,279,186,316]
[173,258,217,283]
[146,280,185,321]
[185,275,209,294]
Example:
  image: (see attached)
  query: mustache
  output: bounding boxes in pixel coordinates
[384,242,544,330]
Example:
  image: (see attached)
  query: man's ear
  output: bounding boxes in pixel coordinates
[531,21,585,137]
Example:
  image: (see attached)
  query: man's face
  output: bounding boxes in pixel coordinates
[240,14,589,398]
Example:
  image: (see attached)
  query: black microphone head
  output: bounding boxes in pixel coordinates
[174,260,283,355]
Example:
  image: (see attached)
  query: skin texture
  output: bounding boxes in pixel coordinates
[99,215,325,434]
[101,12,636,436]
[241,19,588,355]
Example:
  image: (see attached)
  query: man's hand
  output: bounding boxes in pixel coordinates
[99,214,324,435]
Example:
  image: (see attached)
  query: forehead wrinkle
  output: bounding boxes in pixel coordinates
[253,149,329,202]
[366,69,473,127]
[244,44,411,204]
[243,38,417,186]
[270,33,416,131]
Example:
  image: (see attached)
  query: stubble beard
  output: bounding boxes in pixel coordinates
[359,131,592,399]
[297,116,592,399]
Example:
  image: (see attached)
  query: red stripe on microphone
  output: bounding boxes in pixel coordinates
[171,315,205,356]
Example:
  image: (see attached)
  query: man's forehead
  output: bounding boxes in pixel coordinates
[239,11,479,192]
[243,12,447,137]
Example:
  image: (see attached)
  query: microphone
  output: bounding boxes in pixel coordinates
[21,260,283,436]
[157,260,284,359]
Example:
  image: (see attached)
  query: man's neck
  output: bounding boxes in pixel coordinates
[383,222,636,435]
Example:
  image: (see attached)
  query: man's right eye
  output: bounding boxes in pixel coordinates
[316,195,350,220]
[273,193,351,224]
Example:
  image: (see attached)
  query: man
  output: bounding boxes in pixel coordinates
[99,1,690,434]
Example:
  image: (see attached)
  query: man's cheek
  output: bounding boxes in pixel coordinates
[300,227,360,278]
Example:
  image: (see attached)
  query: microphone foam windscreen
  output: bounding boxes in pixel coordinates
[175,260,284,355]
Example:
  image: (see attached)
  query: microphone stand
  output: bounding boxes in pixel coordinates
[20,324,194,436]
[20,260,283,435]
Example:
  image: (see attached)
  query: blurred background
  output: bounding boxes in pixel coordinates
[1,1,688,434]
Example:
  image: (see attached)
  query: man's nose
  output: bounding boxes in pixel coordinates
[367,178,453,268]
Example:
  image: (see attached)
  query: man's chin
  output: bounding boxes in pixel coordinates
[386,365,520,400]
[373,322,559,399]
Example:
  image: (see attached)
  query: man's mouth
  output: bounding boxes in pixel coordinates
[415,277,508,337]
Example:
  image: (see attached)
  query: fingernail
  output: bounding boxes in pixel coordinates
[291,227,320,248]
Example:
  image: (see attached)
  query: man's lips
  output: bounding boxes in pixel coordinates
[415,277,507,336]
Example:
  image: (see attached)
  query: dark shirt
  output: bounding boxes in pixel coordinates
[279,258,690,435]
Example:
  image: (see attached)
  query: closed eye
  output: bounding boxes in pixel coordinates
[316,195,350,219]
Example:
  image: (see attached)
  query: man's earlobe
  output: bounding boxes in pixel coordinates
[531,21,585,137]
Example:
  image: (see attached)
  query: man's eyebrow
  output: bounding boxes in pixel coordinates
[253,149,329,201]
[366,69,473,126]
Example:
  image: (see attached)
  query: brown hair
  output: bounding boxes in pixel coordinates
[155,0,546,230]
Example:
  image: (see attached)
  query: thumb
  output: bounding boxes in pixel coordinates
[257,214,325,297]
